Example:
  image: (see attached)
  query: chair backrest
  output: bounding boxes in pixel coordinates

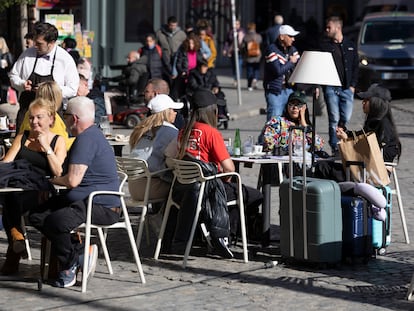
[116,157,151,181]
[117,171,128,191]
[172,159,205,185]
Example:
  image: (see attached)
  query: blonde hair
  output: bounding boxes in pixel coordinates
[0,37,10,54]
[28,98,56,127]
[129,110,170,148]
[36,81,63,111]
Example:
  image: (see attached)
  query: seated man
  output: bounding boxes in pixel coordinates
[30,96,121,288]
[111,50,148,103]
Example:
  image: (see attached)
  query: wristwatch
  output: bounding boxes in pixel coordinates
[46,148,53,156]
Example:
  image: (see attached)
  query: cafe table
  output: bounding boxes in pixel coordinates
[232,155,290,246]
[232,154,312,247]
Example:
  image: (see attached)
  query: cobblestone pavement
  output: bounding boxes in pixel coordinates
[0,68,413,311]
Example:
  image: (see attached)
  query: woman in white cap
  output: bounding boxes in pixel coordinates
[128,94,183,200]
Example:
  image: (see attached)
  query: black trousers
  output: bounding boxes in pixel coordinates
[29,195,119,270]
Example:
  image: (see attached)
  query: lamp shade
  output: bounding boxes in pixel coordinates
[288,51,341,86]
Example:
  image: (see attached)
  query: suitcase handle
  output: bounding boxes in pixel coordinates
[345,160,366,182]
[288,126,308,259]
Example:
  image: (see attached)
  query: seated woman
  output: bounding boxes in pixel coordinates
[315,84,401,181]
[170,89,263,258]
[1,98,67,275]
[128,94,183,201]
[19,80,75,150]
[261,90,325,156]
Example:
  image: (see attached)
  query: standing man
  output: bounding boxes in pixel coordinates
[264,14,284,49]
[30,96,120,288]
[156,16,187,75]
[9,22,79,132]
[320,16,359,156]
[263,25,300,121]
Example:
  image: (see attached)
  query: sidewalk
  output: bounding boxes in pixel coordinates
[1,68,414,310]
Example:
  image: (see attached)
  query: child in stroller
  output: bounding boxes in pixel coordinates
[186,60,230,129]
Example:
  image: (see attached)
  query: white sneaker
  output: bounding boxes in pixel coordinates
[248,87,253,92]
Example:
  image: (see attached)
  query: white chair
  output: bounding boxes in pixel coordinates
[79,171,146,293]
[115,157,171,249]
[384,162,409,244]
[154,158,248,268]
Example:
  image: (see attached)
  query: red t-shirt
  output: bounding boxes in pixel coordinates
[180,122,229,169]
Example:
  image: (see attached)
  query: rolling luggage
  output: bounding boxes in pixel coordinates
[279,126,342,264]
[372,185,392,255]
[341,161,374,263]
[341,196,373,262]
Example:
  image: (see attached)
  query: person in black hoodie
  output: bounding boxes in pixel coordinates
[315,84,401,182]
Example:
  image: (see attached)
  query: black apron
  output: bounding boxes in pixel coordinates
[16,50,57,133]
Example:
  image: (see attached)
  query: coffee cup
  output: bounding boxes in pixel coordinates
[253,145,263,154]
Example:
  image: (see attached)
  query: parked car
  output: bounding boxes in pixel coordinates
[357,12,414,90]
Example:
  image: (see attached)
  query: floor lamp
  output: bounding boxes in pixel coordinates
[288,51,342,165]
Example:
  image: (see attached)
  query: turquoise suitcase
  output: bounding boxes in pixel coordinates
[372,185,392,255]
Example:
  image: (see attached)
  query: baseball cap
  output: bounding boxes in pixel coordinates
[191,89,217,109]
[357,84,392,101]
[288,90,307,106]
[147,94,183,113]
[279,25,300,37]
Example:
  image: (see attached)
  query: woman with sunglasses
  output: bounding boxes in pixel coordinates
[261,90,325,155]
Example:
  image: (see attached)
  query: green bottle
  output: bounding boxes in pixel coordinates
[233,128,241,157]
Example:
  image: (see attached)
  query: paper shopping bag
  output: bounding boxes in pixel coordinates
[337,131,390,186]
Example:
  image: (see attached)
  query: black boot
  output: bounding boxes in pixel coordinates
[1,246,21,275]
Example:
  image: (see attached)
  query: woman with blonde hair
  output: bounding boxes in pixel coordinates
[19,80,74,149]
[129,94,183,200]
[0,36,14,103]
[1,98,67,275]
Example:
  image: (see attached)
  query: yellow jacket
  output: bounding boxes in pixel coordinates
[19,112,75,150]
[203,35,217,68]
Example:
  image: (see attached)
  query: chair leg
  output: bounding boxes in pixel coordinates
[123,211,146,284]
[407,272,414,300]
[135,206,147,250]
[97,227,113,274]
[20,216,32,261]
[154,196,173,259]
[236,179,248,263]
[392,168,410,244]
[81,225,92,293]
[183,183,206,268]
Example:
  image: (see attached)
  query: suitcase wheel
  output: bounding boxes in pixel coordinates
[377,247,387,256]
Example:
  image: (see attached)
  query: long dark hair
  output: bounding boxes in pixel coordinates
[365,96,402,160]
[177,104,217,159]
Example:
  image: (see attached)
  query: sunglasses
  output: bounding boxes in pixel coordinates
[288,102,305,108]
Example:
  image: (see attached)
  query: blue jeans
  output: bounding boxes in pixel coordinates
[324,86,354,150]
[246,62,260,87]
[265,88,293,121]
[230,55,243,81]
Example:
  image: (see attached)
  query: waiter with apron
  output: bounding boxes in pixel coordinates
[9,22,79,133]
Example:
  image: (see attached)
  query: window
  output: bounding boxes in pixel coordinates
[125,0,154,43]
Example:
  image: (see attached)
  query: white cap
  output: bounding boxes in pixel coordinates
[147,94,184,113]
[279,25,300,36]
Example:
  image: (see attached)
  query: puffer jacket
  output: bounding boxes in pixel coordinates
[263,41,298,95]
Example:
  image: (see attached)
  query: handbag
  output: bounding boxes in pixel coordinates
[337,130,390,186]
[7,87,17,104]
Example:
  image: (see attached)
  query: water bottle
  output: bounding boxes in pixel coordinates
[243,135,253,155]
[233,128,241,157]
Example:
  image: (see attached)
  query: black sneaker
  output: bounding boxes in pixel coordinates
[211,237,234,259]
